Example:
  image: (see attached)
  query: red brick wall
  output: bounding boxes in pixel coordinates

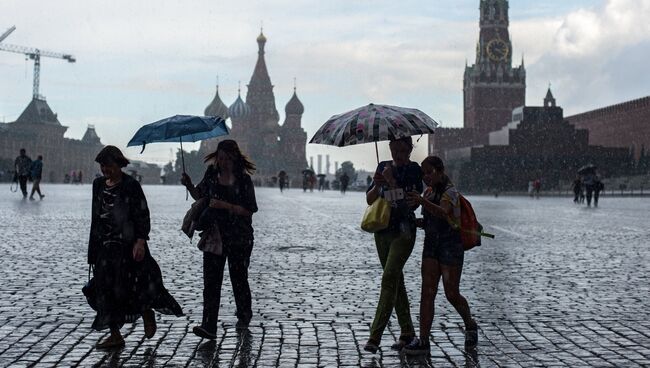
[429,127,476,159]
[566,97,650,159]
[465,85,526,143]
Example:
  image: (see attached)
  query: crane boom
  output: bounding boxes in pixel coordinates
[0,43,75,62]
[0,26,16,43]
[0,42,75,99]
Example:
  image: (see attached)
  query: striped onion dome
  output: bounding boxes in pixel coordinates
[204,85,229,120]
[285,89,304,115]
[228,93,251,119]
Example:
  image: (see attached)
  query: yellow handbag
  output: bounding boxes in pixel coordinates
[361,197,391,233]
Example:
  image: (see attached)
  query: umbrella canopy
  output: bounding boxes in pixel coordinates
[127,115,229,152]
[127,114,229,200]
[577,164,597,175]
[302,168,315,175]
[309,103,438,147]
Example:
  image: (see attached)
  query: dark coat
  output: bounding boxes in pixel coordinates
[87,173,151,265]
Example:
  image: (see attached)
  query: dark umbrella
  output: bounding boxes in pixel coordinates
[127,115,229,199]
[577,164,597,175]
[309,103,438,163]
[127,115,229,173]
[302,168,315,175]
[316,174,327,178]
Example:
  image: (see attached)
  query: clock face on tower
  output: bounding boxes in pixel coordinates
[487,39,509,62]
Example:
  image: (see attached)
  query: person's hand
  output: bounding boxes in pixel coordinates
[382,165,396,187]
[406,190,423,207]
[372,172,387,186]
[209,198,231,210]
[180,173,192,188]
[133,239,146,262]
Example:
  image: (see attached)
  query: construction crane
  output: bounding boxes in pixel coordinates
[0,28,75,100]
[0,26,15,43]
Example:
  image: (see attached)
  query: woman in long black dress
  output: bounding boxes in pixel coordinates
[85,146,183,349]
[181,139,258,340]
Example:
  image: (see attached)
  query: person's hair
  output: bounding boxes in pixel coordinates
[19,148,25,153]
[389,136,414,152]
[204,139,255,176]
[422,155,449,193]
[95,145,130,168]
[37,155,43,160]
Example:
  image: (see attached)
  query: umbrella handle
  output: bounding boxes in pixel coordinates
[180,138,188,201]
[374,141,379,164]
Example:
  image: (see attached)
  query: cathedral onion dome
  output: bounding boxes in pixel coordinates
[285,89,304,115]
[228,94,251,119]
[204,85,229,120]
[257,31,267,44]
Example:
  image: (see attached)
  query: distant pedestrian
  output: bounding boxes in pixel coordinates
[366,175,372,188]
[14,148,32,198]
[318,175,325,191]
[593,178,604,207]
[363,137,423,354]
[584,172,596,207]
[78,170,83,184]
[533,179,541,199]
[572,176,582,204]
[340,172,350,194]
[403,156,478,355]
[181,139,258,340]
[84,146,183,349]
[278,170,288,192]
[29,155,45,200]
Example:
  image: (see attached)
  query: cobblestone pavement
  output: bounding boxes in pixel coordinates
[1,184,649,367]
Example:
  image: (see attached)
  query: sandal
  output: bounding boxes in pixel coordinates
[391,334,415,351]
[95,335,125,349]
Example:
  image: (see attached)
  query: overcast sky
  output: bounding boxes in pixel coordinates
[1,0,649,172]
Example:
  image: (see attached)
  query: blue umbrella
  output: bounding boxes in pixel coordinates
[127,115,229,173]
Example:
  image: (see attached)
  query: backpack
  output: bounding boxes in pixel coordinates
[455,194,483,251]
[430,186,493,251]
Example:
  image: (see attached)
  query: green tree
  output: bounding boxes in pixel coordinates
[336,161,357,182]
[174,149,206,182]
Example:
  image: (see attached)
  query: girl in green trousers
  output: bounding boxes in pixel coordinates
[364,137,423,353]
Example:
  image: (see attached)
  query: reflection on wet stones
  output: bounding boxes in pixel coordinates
[0,187,649,366]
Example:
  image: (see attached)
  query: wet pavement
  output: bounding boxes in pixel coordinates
[0,184,649,367]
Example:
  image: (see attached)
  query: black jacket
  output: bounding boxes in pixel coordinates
[87,173,151,264]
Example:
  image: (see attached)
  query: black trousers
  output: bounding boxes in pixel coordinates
[202,240,253,333]
[18,175,29,196]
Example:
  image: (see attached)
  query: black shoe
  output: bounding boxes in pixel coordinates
[465,322,478,348]
[142,309,157,339]
[235,319,250,330]
[391,334,415,351]
[363,339,379,354]
[402,337,430,356]
[193,325,217,340]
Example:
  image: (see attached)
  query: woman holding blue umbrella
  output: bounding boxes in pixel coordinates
[180,140,258,339]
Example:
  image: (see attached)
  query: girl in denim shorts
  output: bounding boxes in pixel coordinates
[403,156,478,355]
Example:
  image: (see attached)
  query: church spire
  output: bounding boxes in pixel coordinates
[544,84,556,107]
[246,29,279,126]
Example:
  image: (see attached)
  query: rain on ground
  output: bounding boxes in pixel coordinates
[0,185,649,367]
